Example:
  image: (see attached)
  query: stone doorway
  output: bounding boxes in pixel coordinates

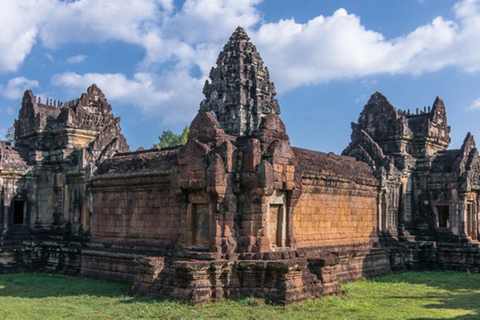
[12,200,26,225]
[380,193,387,231]
[187,203,211,249]
[268,204,284,247]
[437,205,449,228]
[466,202,477,239]
[267,191,287,249]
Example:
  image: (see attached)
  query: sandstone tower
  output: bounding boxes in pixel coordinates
[200,26,280,136]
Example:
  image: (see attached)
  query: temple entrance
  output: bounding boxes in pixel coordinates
[12,200,25,225]
[268,204,284,246]
[187,203,211,248]
[267,191,287,248]
[193,204,210,248]
[437,205,449,228]
[380,193,387,231]
[466,202,476,239]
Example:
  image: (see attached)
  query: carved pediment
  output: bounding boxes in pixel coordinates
[466,149,480,188]
[343,123,385,170]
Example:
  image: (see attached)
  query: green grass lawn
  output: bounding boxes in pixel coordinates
[0,271,479,319]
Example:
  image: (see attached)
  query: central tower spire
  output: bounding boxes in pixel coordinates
[199,26,280,136]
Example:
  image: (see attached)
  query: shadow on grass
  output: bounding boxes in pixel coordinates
[2,270,480,320]
[372,271,480,320]
[0,272,131,299]
[0,272,260,308]
[119,294,265,307]
[0,272,256,306]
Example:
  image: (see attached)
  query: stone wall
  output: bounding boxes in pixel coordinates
[91,172,183,244]
[294,179,378,248]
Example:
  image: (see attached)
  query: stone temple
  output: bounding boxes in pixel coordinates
[0,27,479,304]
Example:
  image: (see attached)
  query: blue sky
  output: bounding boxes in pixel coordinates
[1,0,480,154]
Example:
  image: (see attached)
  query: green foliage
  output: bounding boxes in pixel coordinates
[153,126,189,149]
[0,271,480,319]
[4,125,14,144]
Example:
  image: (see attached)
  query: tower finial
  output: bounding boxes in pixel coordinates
[230,26,249,41]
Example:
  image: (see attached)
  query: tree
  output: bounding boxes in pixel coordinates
[5,125,14,144]
[153,126,189,148]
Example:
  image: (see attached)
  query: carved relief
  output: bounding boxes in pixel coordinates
[82,113,106,127]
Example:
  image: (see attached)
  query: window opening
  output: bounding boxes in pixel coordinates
[437,205,449,228]
[13,200,25,225]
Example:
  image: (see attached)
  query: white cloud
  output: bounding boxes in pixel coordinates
[4,0,480,126]
[355,94,369,104]
[45,53,54,62]
[0,77,40,100]
[167,0,262,43]
[249,0,480,91]
[137,0,264,75]
[466,97,480,110]
[360,79,378,88]
[51,71,204,125]
[0,0,171,73]
[0,0,54,73]
[39,0,167,49]
[66,55,87,64]
[251,8,462,91]
[2,0,480,84]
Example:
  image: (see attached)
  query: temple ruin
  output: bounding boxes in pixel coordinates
[0,27,479,304]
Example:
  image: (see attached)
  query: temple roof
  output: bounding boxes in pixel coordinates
[430,149,460,173]
[95,147,180,175]
[293,147,378,185]
[0,141,31,171]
